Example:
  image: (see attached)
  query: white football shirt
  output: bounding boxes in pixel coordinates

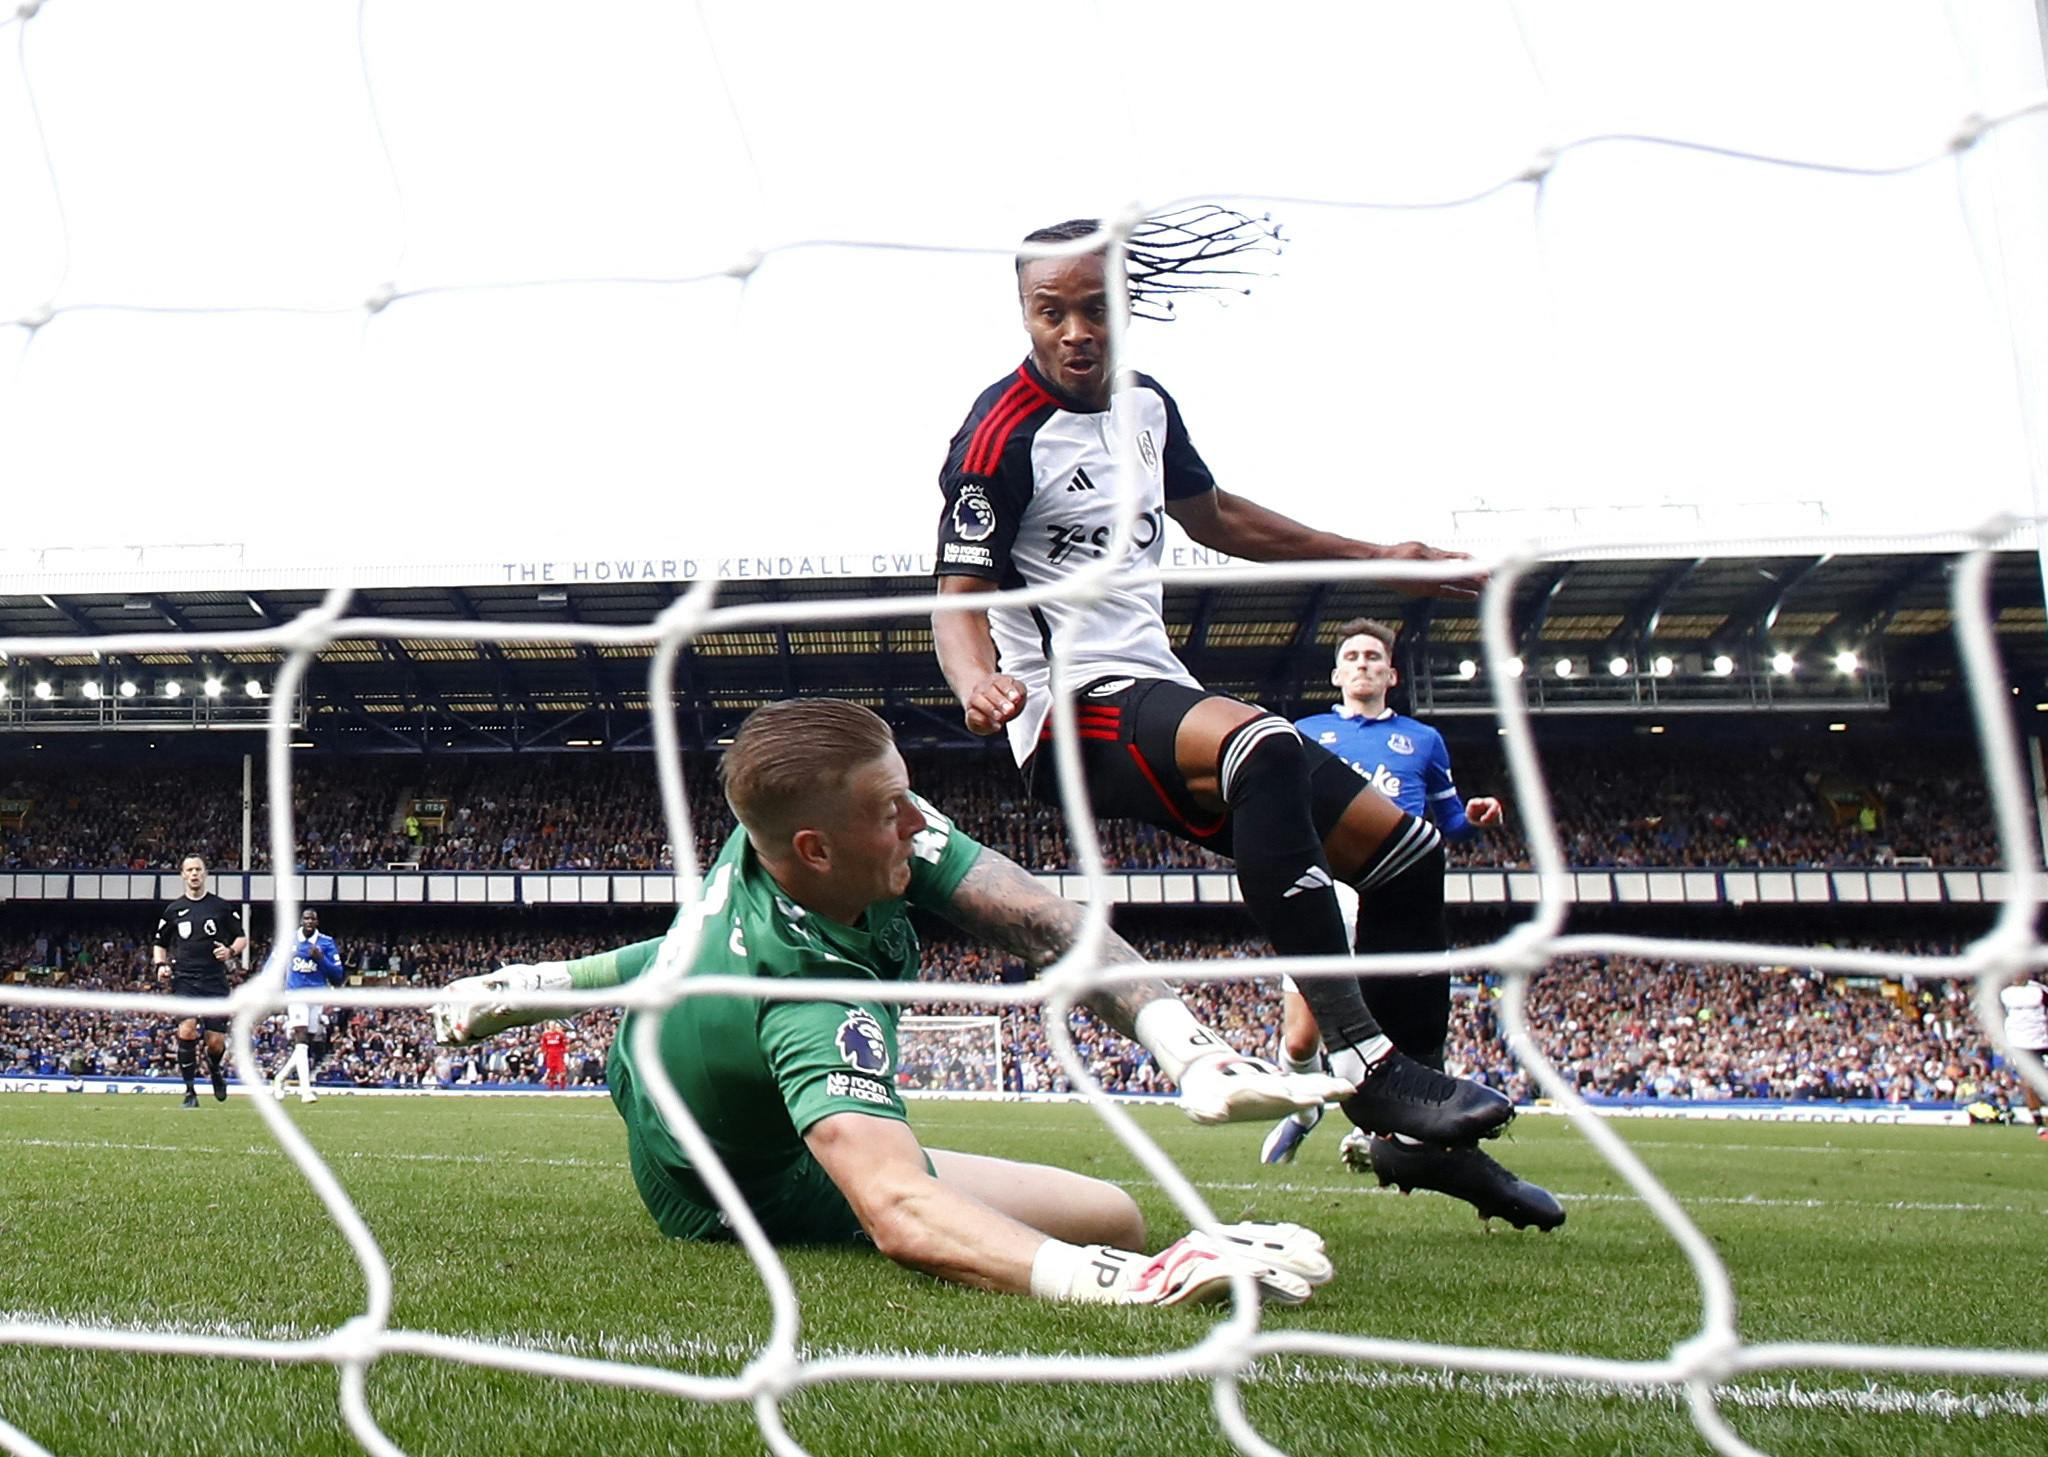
[935,359,1213,766]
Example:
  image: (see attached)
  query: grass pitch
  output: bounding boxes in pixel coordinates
[2,1094,2043,1457]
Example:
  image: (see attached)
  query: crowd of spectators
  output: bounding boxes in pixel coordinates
[1448,742,2001,871]
[0,739,2008,875]
[1,923,2028,1112]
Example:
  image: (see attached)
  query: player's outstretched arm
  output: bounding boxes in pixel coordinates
[1166,488,1484,600]
[933,575,1026,736]
[806,1112,1044,1292]
[805,1113,1328,1303]
[430,937,665,1044]
[937,846,1352,1122]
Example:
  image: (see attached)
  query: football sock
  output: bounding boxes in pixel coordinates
[1282,1047,1325,1126]
[176,1037,198,1094]
[1282,1048,1324,1077]
[1218,716,1389,1057]
[1350,816,1451,1069]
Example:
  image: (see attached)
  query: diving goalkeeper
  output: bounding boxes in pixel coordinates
[434,698,1342,1306]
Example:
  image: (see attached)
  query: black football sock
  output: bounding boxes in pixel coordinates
[1218,715,1387,1052]
[1352,820,1452,1070]
[176,1037,199,1094]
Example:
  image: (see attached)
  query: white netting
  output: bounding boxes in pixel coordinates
[4,6,2048,1457]
[897,1014,1003,1095]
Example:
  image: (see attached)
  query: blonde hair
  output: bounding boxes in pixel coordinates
[720,699,896,847]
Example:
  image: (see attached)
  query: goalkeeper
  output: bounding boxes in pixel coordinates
[436,698,1342,1306]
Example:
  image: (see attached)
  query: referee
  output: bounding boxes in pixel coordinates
[152,853,248,1108]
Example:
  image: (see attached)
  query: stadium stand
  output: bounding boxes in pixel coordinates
[1,923,2026,1113]
[0,739,2008,872]
[0,567,2030,1122]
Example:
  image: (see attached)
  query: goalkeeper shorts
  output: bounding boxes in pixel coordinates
[623,1117,869,1247]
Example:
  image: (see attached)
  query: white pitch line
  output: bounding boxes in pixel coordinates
[1110,1177,2048,1217]
[0,1309,2041,1422]
[1616,1138,2034,1160]
[930,1116,2042,1162]
[14,1139,2046,1214]
[10,1137,612,1171]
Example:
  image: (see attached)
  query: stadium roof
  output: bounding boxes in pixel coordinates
[0,551,2042,750]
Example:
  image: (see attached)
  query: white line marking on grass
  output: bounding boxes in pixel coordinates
[10,1137,614,1171]
[16,1140,2045,1215]
[1617,1139,2032,1160]
[1113,1178,2048,1217]
[1,1309,2042,1421]
[14,1137,196,1155]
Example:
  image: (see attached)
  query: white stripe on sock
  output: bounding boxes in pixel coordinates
[1218,717,1299,802]
[1356,817,1439,890]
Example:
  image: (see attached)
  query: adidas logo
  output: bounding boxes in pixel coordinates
[1281,866,1334,898]
[1066,468,1097,492]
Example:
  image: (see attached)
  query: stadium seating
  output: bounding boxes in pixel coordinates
[0,925,2022,1111]
[0,741,2005,873]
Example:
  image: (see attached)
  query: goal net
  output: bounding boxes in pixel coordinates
[3,5,2048,1457]
[897,1015,1005,1097]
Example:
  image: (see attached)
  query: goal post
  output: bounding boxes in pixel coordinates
[897,1014,1004,1097]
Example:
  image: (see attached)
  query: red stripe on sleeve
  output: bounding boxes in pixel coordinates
[963,368,1055,476]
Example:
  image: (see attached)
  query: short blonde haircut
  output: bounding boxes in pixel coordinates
[720,699,897,847]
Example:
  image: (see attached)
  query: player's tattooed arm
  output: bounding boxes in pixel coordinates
[939,846,1174,1037]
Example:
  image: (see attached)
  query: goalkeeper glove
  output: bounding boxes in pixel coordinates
[431,962,572,1045]
[1036,1221,1332,1306]
[1175,1050,1354,1126]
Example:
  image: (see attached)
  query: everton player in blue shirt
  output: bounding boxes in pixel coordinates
[1297,620,1503,838]
[268,909,346,1103]
[1262,619,1563,1231]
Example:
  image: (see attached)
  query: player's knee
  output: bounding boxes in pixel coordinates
[1216,715,1309,807]
[1282,1021,1321,1065]
[1352,814,1445,894]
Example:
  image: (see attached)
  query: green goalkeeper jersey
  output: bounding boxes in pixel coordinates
[591,792,981,1207]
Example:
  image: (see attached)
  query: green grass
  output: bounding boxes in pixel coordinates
[3,1095,2044,1457]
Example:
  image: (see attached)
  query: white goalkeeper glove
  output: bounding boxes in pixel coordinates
[431,962,572,1045]
[1175,1050,1354,1126]
[1041,1220,1332,1307]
